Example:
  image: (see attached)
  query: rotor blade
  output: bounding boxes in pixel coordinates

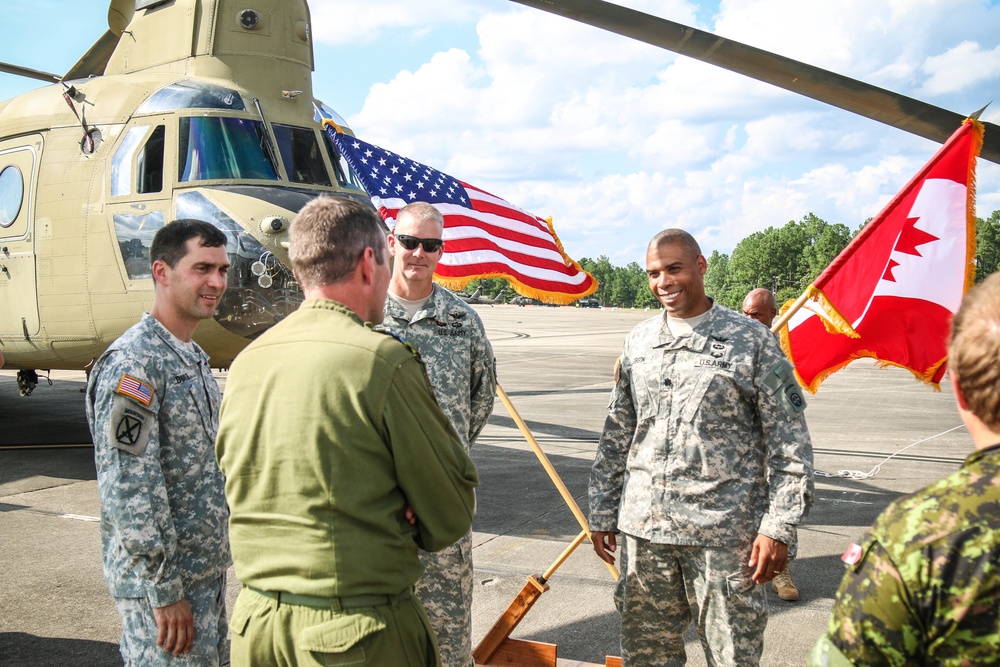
[510,0,1000,165]
[63,29,120,81]
[0,63,61,84]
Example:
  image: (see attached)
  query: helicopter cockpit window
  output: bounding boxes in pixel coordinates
[113,210,166,280]
[112,126,147,197]
[178,117,279,182]
[320,130,365,191]
[0,165,25,228]
[137,81,246,115]
[137,125,165,194]
[272,124,332,186]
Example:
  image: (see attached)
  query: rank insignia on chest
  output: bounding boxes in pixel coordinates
[116,374,155,407]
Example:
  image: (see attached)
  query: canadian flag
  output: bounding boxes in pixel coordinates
[781,120,984,393]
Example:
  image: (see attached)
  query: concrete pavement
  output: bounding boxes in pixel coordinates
[0,304,971,666]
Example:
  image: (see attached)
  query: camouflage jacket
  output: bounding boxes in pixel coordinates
[810,443,1000,666]
[86,314,230,606]
[382,284,496,450]
[589,303,814,547]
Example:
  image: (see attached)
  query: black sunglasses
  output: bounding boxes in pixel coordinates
[395,234,443,253]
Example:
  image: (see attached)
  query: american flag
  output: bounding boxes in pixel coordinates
[116,374,154,406]
[324,123,597,304]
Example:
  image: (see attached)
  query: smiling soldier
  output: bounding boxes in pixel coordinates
[86,220,232,666]
[589,228,814,666]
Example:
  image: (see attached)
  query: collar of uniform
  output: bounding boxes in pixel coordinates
[300,298,365,326]
[413,284,462,326]
[965,442,1000,467]
[140,312,208,366]
[655,300,717,352]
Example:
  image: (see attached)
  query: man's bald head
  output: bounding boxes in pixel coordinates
[743,289,777,328]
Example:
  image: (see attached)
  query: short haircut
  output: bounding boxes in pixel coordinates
[397,201,444,230]
[648,229,702,258]
[150,219,227,268]
[948,272,1000,431]
[290,196,387,288]
[744,288,777,311]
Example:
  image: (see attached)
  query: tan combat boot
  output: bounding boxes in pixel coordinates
[771,569,799,601]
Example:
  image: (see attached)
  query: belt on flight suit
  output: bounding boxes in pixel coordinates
[247,586,412,611]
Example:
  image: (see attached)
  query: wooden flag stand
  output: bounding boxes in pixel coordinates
[473,387,620,666]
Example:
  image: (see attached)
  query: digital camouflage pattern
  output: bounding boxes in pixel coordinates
[616,536,767,667]
[86,314,230,661]
[383,284,496,667]
[383,284,496,452]
[589,304,813,546]
[810,443,1000,667]
[589,304,813,665]
[115,574,229,666]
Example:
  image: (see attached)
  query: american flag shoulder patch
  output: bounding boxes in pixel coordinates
[116,374,155,407]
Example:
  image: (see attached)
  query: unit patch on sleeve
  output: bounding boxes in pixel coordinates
[108,398,154,456]
[115,374,155,407]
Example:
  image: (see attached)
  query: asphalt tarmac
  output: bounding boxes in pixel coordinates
[0,304,972,666]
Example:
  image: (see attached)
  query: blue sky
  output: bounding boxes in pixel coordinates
[3,0,999,265]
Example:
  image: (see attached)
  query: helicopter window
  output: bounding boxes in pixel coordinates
[272,124,332,186]
[137,81,246,114]
[0,165,24,228]
[137,125,165,194]
[111,126,149,197]
[178,117,279,182]
[113,210,166,280]
[320,130,365,190]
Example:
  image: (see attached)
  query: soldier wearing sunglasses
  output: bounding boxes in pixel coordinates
[382,202,497,667]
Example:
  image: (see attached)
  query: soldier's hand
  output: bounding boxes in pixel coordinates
[404,506,418,525]
[153,599,195,655]
[747,534,788,584]
[592,531,618,565]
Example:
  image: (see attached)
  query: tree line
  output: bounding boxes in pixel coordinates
[463,210,1000,310]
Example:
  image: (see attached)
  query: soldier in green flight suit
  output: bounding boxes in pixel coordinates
[217,196,478,667]
[381,202,497,667]
[810,271,1000,666]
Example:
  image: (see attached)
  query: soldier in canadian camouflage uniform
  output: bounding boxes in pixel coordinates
[810,272,1000,666]
[381,201,496,667]
[589,229,814,667]
[87,220,232,666]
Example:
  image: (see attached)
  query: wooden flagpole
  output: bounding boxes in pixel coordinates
[770,287,813,334]
[472,387,619,664]
[495,384,618,582]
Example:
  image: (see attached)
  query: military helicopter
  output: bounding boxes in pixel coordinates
[458,287,507,306]
[0,0,371,395]
[3,0,996,398]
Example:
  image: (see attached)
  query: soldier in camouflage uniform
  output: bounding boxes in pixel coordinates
[742,288,800,603]
[810,272,1000,666]
[589,229,814,667]
[381,202,496,667]
[87,220,232,666]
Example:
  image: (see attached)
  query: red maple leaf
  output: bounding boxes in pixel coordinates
[883,216,940,282]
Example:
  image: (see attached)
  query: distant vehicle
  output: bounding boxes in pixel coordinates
[510,295,543,307]
[457,287,505,305]
[577,298,601,308]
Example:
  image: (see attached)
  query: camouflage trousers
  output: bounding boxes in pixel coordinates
[614,535,767,667]
[416,530,474,667]
[114,573,229,666]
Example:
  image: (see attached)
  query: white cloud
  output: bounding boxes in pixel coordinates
[335,0,1000,262]
[921,41,1000,95]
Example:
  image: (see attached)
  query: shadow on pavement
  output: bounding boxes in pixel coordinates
[0,633,121,666]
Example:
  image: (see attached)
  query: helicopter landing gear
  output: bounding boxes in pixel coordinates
[16,369,38,396]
